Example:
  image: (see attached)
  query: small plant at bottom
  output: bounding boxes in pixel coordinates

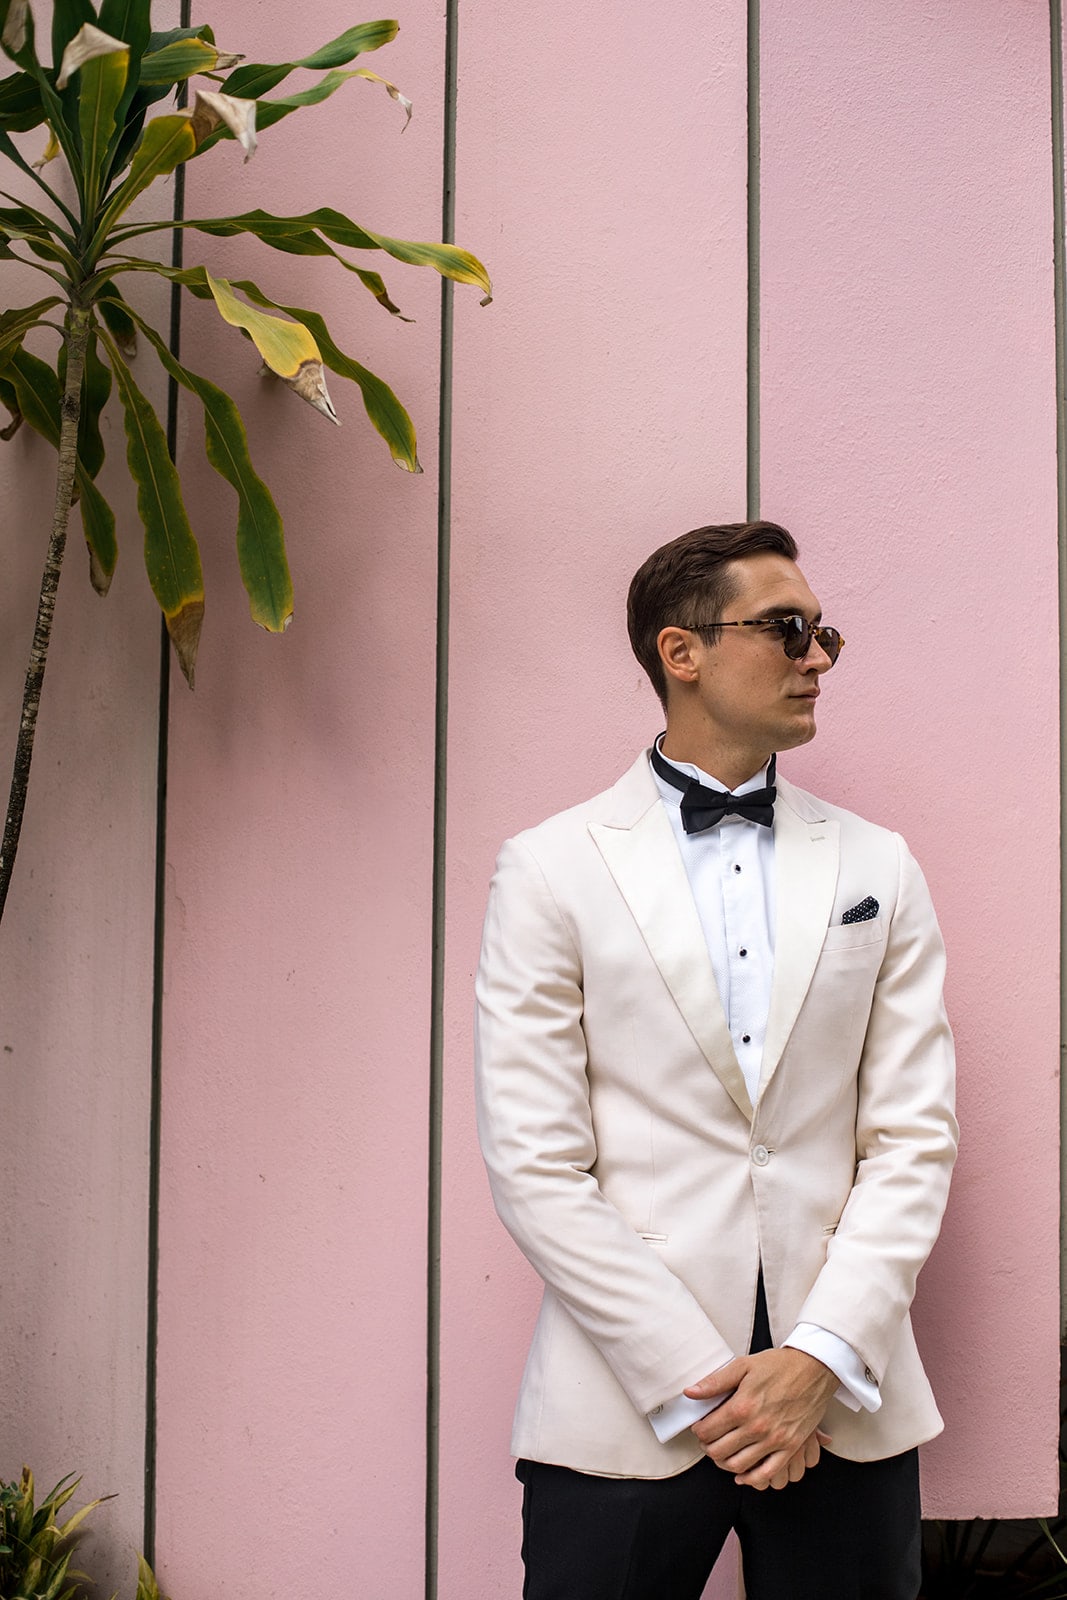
[0,1467,165,1600]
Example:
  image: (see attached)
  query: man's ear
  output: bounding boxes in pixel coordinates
[657,626,702,690]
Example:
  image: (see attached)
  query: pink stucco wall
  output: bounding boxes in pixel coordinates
[156,2,446,1593]
[439,2,749,1594]
[0,3,1061,1598]
[760,0,1061,1517]
[0,7,174,1584]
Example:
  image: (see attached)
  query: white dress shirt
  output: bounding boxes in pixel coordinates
[645,741,880,1443]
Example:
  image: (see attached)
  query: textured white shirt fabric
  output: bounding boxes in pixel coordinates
[645,741,880,1443]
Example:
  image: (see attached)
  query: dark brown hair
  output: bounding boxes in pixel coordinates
[627,521,798,706]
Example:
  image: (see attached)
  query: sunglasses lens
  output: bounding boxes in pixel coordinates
[782,617,810,659]
[816,627,842,665]
[781,619,843,664]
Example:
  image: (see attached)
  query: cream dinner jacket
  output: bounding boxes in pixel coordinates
[475,752,958,1479]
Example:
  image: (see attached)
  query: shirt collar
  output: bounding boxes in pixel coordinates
[651,733,772,800]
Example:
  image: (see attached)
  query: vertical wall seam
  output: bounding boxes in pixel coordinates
[427,0,459,1595]
[1050,0,1067,1339]
[747,0,761,519]
[145,7,191,1559]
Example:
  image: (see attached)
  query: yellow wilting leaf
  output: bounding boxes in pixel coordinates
[1,0,28,54]
[352,68,412,128]
[31,125,60,169]
[191,89,257,162]
[56,22,128,90]
[205,269,339,424]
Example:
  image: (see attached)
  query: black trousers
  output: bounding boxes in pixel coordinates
[516,1280,921,1600]
[516,1448,920,1600]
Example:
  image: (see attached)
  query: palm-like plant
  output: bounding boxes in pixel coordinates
[0,1467,163,1599]
[0,0,489,921]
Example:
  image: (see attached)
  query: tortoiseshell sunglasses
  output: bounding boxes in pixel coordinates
[689,614,845,666]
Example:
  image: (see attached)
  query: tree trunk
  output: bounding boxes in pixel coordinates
[0,301,91,925]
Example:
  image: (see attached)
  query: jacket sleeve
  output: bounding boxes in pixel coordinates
[474,835,736,1416]
[795,834,959,1378]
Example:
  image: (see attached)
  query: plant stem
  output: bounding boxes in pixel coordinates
[0,301,91,926]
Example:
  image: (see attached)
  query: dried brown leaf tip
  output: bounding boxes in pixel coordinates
[56,23,128,88]
[283,360,339,425]
[1,0,29,54]
[356,68,413,130]
[167,600,205,690]
[191,89,257,161]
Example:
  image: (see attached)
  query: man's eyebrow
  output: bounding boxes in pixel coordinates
[749,605,823,623]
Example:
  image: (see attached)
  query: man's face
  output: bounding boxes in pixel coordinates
[669,553,835,760]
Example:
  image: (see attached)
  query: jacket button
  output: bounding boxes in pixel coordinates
[751,1144,770,1167]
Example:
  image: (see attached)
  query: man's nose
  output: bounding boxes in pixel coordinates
[801,637,834,673]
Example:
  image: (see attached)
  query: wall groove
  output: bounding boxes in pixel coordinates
[747,0,760,519]
[145,4,192,1559]
[427,0,460,1594]
[1050,0,1067,1339]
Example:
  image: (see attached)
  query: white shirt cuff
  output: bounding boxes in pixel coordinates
[646,1324,881,1443]
[783,1323,882,1413]
[647,1387,725,1443]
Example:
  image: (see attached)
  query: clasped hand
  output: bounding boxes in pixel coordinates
[684,1348,838,1492]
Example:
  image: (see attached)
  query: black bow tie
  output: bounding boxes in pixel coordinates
[650,746,777,833]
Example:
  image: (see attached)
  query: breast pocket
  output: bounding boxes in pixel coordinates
[821,919,885,953]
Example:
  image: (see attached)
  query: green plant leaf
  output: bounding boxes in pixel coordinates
[38,1547,76,1600]
[97,0,152,128]
[0,297,62,361]
[353,268,411,318]
[203,268,338,421]
[37,4,93,176]
[253,64,410,136]
[3,344,117,590]
[0,70,43,131]
[0,126,77,226]
[101,259,422,470]
[220,19,397,99]
[0,208,78,276]
[3,5,86,193]
[139,35,233,85]
[76,40,131,214]
[203,269,322,378]
[0,188,75,244]
[135,1554,162,1600]
[240,207,492,296]
[111,206,493,300]
[98,331,204,683]
[129,308,293,632]
[5,344,60,444]
[96,112,196,239]
[58,328,112,481]
[77,469,118,594]
[233,280,420,470]
[96,282,137,353]
[52,0,96,79]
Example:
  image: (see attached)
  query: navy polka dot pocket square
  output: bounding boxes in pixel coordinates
[841,896,879,925]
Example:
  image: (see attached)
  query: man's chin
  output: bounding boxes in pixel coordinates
[776,715,818,752]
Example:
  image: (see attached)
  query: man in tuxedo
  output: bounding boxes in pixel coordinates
[475,521,957,1600]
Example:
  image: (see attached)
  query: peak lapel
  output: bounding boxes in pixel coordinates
[589,776,753,1121]
[758,781,840,1100]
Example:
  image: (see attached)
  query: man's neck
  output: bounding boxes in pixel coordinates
[659,729,772,792]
